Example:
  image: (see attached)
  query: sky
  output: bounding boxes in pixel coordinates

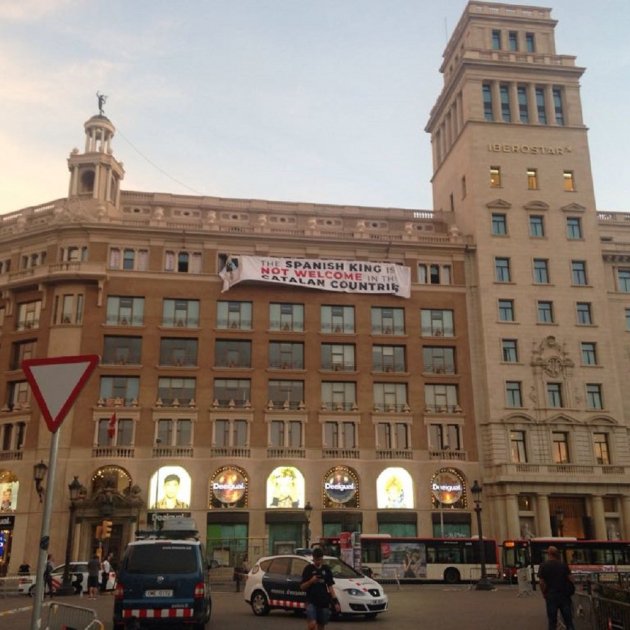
[1,0,628,215]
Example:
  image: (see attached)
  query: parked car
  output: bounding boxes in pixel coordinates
[243,553,388,619]
[19,561,117,596]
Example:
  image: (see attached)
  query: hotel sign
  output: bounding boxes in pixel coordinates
[487,143,573,155]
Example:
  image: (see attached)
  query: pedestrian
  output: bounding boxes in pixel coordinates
[538,545,575,630]
[87,553,101,599]
[44,554,54,598]
[18,561,31,575]
[101,553,112,592]
[300,547,341,630]
[234,554,249,592]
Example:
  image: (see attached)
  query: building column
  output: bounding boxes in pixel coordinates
[536,494,552,537]
[544,85,555,125]
[590,495,606,540]
[491,81,501,122]
[528,83,538,124]
[509,83,519,123]
[621,497,630,540]
[505,494,521,539]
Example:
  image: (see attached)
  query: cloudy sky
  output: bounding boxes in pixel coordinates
[1,0,628,215]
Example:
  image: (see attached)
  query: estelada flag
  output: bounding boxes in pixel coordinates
[108,412,117,438]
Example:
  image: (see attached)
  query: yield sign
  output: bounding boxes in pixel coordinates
[22,355,99,433]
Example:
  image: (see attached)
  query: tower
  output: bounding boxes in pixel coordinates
[426,2,630,542]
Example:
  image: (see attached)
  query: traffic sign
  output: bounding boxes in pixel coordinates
[22,355,99,433]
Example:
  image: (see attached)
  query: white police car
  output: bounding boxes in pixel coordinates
[243,553,388,619]
[19,561,117,596]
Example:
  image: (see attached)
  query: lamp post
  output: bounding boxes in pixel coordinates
[33,461,48,503]
[57,476,85,596]
[304,501,313,549]
[471,480,494,591]
[555,510,565,537]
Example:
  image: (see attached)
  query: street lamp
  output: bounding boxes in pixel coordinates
[57,476,86,596]
[304,501,313,549]
[33,461,48,503]
[555,510,565,537]
[470,480,494,591]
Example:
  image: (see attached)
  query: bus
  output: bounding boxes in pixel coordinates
[320,534,499,584]
[501,538,630,583]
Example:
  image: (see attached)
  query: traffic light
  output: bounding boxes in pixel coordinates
[102,520,113,539]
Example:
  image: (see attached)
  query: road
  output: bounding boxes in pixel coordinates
[0,583,545,629]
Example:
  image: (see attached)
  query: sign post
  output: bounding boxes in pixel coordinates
[23,355,99,630]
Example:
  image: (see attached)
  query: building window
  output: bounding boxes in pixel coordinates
[373,382,408,412]
[547,383,563,408]
[566,217,582,240]
[97,416,134,447]
[423,346,455,374]
[324,421,357,449]
[424,384,459,413]
[0,422,26,452]
[215,340,251,368]
[502,339,518,363]
[525,32,535,52]
[577,302,593,325]
[16,300,42,331]
[626,308,630,331]
[529,215,545,237]
[527,168,538,190]
[162,298,199,328]
[212,378,250,407]
[321,305,355,334]
[535,87,547,124]
[491,29,501,49]
[533,259,550,284]
[418,263,452,285]
[109,247,149,271]
[563,170,576,192]
[103,336,142,365]
[495,257,511,282]
[508,31,518,51]
[586,384,603,410]
[99,376,140,406]
[553,87,564,125]
[593,433,610,465]
[572,260,588,285]
[217,301,252,330]
[157,418,193,447]
[552,432,570,463]
[617,269,630,292]
[498,299,515,322]
[159,377,196,406]
[60,245,87,263]
[215,418,248,448]
[490,166,502,187]
[270,420,302,448]
[429,424,461,451]
[500,84,511,122]
[106,296,144,326]
[321,381,356,411]
[11,340,37,371]
[269,342,304,369]
[7,381,30,410]
[270,303,304,332]
[371,307,405,335]
[269,380,304,410]
[322,344,356,371]
[581,342,597,365]
[373,345,406,373]
[505,381,523,407]
[510,430,527,463]
[491,213,507,235]
[421,309,454,336]
[160,338,198,367]
[377,422,410,450]
[518,86,529,123]
[164,250,202,274]
[482,83,494,121]
[53,293,84,325]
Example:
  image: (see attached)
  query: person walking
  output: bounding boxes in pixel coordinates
[300,547,341,630]
[44,554,54,598]
[87,553,101,600]
[538,545,575,630]
[100,553,112,592]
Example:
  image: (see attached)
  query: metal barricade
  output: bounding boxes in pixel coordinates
[45,602,103,630]
[0,574,28,597]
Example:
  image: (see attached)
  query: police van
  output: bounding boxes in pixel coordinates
[113,518,211,629]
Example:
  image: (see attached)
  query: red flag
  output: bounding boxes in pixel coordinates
[108,412,117,438]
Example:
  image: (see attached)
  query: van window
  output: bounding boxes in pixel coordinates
[125,543,197,573]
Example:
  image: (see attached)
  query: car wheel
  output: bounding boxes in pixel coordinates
[444,567,461,584]
[250,590,270,616]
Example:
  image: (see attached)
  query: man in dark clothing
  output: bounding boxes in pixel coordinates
[300,547,340,630]
[44,554,54,598]
[537,545,575,630]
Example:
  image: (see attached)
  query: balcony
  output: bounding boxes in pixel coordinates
[429,449,467,461]
[376,449,413,460]
[216,318,252,330]
[152,445,193,458]
[322,448,360,459]
[321,362,355,372]
[210,446,251,458]
[266,447,306,459]
[486,462,629,481]
[92,446,135,458]
[0,450,23,462]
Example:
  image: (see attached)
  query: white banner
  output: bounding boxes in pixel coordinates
[220,255,410,298]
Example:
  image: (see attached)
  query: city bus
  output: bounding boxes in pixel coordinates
[320,534,500,584]
[501,538,630,583]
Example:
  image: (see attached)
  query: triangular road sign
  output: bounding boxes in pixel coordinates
[22,355,99,433]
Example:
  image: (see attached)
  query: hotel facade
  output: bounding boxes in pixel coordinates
[1,1,629,572]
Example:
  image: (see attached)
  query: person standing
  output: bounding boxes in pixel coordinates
[537,545,575,630]
[100,553,112,592]
[234,554,249,592]
[87,554,101,599]
[44,554,54,598]
[300,547,341,630]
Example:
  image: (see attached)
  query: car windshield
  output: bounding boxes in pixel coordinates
[325,558,362,578]
[124,544,198,574]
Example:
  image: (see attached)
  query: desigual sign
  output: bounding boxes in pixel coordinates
[324,468,358,504]
[211,467,247,506]
[431,470,464,505]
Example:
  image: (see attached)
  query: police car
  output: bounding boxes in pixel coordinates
[243,553,388,619]
[19,561,117,596]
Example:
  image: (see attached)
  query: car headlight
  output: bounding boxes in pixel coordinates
[342,588,367,596]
